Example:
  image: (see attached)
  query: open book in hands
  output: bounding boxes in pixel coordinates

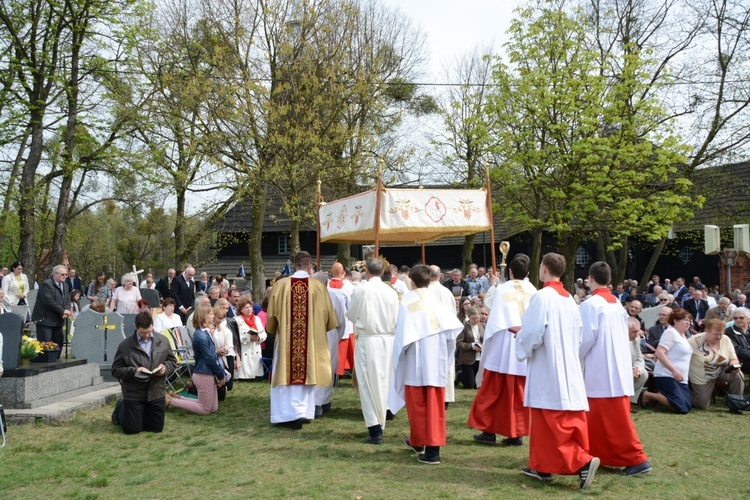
[134,364,164,380]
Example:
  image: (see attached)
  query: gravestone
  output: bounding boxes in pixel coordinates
[8,305,29,321]
[25,289,38,315]
[122,314,137,340]
[0,312,24,370]
[640,306,661,331]
[71,310,125,367]
[140,288,160,308]
[78,296,90,309]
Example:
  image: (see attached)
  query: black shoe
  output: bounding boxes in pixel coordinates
[417,453,440,465]
[364,435,383,445]
[386,409,395,421]
[501,437,523,446]
[404,437,424,454]
[314,406,323,418]
[301,418,311,425]
[622,460,652,476]
[444,402,450,409]
[521,467,552,481]
[275,419,303,430]
[579,457,600,489]
[473,432,496,445]
[321,403,332,412]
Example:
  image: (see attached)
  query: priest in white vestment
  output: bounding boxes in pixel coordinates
[346,258,399,444]
[427,265,459,406]
[387,265,463,464]
[311,271,348,416]
[469,254,536,446]
[266,251,338,429]
[515,253,599,490]
[579,262,651,476]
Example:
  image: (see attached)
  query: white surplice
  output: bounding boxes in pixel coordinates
[478,279,537,386]
[579,292,634,398]
[427,280,459,402]
[314,288,347,406]
[346,276,400,428]
[387,289,464,413]
[515,283,588,411]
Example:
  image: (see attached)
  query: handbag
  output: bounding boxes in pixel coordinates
[725,394,750,414]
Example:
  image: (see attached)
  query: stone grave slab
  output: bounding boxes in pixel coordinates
[0,312,24,370]
[122,313,137,339]
[140,288,160,308]
[25,288,37,315]
[640,305,661,331]
[71,310,125,367]
[78,296,91,309]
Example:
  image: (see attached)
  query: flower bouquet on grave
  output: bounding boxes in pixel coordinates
[20,335,42,364]
[34,341,62,362]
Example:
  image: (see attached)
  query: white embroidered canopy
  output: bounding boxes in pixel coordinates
[318,188,492,244]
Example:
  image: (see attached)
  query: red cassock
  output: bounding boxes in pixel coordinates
[468,370,529,437]
[405,385,446,447]
[529,408,593,475]
[587,396,648,466]
[336,337,354,376]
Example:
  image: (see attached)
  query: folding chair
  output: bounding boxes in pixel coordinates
[261,357,273,382]
[163,328,194,392]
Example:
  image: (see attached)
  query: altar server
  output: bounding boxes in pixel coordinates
[427,265,459,407]
[515,253,599,490]
[469,254,536,446]
[387,265,464,464]
[579,262,651,476]
[312,271,347,417]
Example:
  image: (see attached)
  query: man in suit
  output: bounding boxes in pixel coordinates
[684,289,709,332]
[171,266,196,323]
[734,293,747,309]
[725,307,750,375]
[673,277,690,305]
[32,265,72,348]
[65,268,83,293]
[705,297,735,322]
[644,285,663,308]
[226,288,240,318]
[154,268,176,301]
[645,307,672,352]
[612,283,629,304]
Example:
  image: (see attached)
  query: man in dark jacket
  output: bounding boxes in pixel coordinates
[155,268,176,301]
[111,312,177,434]
[726,307,750,375]
[171,266,197,323]
[31,264,72,348]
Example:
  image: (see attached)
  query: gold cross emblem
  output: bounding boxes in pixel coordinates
[407,291,439,329]
[96,315,117,332]
[501,281,534,317]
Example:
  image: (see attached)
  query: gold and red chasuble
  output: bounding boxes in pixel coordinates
[289,278,310,384]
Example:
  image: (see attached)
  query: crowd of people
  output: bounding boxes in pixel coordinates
[3,254,749,489]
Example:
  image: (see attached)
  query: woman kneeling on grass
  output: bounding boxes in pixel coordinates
[640,308,693,413]
[168,302,229,414]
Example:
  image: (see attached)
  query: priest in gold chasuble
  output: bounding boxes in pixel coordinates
[266,251,338,428]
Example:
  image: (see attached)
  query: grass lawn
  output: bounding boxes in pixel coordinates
[1,377,749,499]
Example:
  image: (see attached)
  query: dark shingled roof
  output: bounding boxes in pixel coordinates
[675,161,750,232]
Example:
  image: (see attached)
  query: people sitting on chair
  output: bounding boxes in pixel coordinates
[687,318,744,409]
[111,312,177,434]
[167,303,228,414]
[235,296,266,380]
[724,307,750,375]
[153,298,183,334]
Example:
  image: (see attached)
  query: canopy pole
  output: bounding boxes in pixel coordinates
[373,162,384,258]
[485,163,497,275]
[421,243,426,264]
[316,179,322,270]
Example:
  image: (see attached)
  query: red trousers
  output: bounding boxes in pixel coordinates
[468,370,529,438]
[529,408,592,475]
[405,385,446,447]
[336,337,354,376]
[587,396,648,466]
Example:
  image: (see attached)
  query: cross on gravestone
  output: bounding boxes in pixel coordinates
[96,315,118,362]
[132,264,144,287]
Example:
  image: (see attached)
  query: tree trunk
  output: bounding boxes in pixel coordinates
[290,217,301,255]
[0,129,30,243]
[336,243,350,266]
[638,237,666,294]
[529,227,543,286]
[249,184,267,301]
[615,235,629,285]
[462,234,475,274]
[174,189,187,268]
[18,117,45,282]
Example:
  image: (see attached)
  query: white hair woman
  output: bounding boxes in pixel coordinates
[110,273,142,314]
